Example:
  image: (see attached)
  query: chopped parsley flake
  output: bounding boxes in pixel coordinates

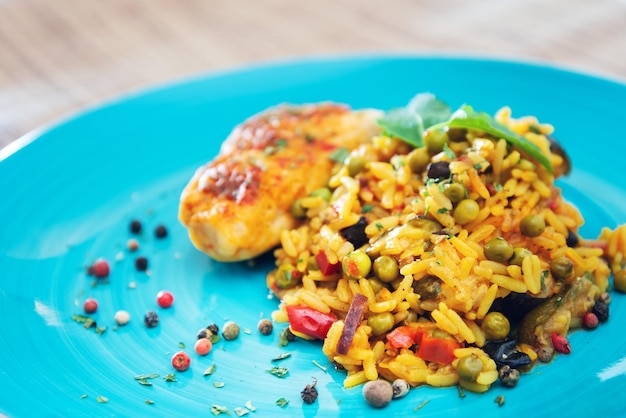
[211,405,230,416]
[163,374,177,382]
[443,143,455,158]
[267,366,289,378]
[276,398,289,408]
[361,204,373,213]
[203,364,217,376]
[415,400,430,412]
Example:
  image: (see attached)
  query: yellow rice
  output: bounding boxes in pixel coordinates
[269,106,626,393]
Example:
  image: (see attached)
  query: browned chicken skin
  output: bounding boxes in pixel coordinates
[179,103,382,261]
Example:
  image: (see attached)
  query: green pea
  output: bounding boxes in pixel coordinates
[373,255,400,283]
[367,278,386,294]
[310,187,332,202]
[520,214,546,237]
[509,247,532,267]
[423,130,449,154]
[407,148,430,174]
[347,155,368,177]
[290,198,307,218]
[550,256,574,281]
[443,182,467,203]
[342,250,372,279]
[447,128,468,143]
[367,312,395,336]
[456,354,484,382]
[484,237,514,263]
[453,199,480,225]
[481,311,510,341]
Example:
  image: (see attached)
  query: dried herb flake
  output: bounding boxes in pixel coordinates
[163,373,177,382]
[203,364,217,376]
[272,352,292,362]
[234,407,249,416]
[210,405,230,415]
[276,398,289,408]
[267,366,289,378]
[96,395,109,403]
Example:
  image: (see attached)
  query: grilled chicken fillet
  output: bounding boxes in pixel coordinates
[179,103,382,261]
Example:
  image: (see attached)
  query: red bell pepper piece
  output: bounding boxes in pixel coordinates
[387,326,460,364]
[386,326,425,349]
[416,334,460,364]
[315,250,341,276]
[285,305,337,340]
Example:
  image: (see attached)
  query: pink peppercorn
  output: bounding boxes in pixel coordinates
[194,338,213,356]
[83,298,98,314]
[156,290,174,308]
[582,312,599,330]
[551,332,571,354]
[171,351,191,371]
[89,259,110,278]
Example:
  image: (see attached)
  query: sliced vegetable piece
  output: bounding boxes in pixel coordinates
[416,333,460,364]
[386,326,424,349]
[315,250,341,276]
[285,305,337,340]
[336,293,368,354]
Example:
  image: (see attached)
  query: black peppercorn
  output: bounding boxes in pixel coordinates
[301,379,318,404]
[129,219,142,234]
[154,225,168,238]
[134,256,148,271]
[592,300,609,322]
[143,311,159,328]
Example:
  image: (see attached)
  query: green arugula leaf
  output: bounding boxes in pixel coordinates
[407,92,453,129]
[430,105,554,174]
[377,107,424,147]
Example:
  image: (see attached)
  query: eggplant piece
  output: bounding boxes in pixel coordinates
[488,292,547,326]
[547,135,571,176]
[484,338,531,370]
[340,216,369,248]
[516,276,600,350]
[412,275,442,300]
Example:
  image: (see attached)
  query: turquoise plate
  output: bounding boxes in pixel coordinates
[1,56,626,417]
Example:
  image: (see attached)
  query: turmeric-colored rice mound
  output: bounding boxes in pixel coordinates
[268,101,625,393]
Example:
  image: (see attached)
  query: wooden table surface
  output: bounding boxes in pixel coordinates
[1,0,625,148]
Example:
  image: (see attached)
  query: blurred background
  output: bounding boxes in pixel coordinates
[1,0,625,148]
